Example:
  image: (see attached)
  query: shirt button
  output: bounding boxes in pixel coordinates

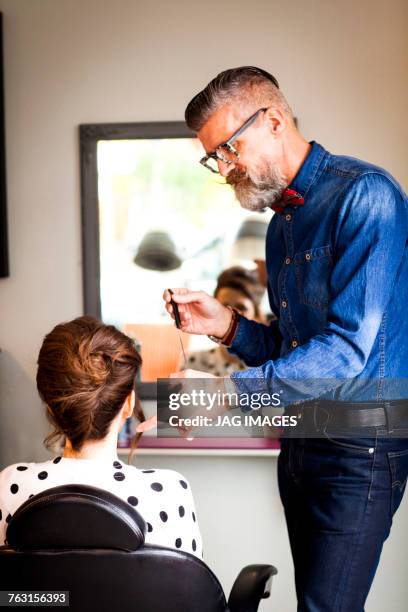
[281,300,288,308]
[305,253,311,261]
[291,340,298,348]
[285,257,291,265]
[285,214,292,221]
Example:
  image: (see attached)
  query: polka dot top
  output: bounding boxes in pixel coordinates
[185,347,247,377]
[0,457,202,559]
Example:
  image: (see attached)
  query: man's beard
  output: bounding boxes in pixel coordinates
[226,164,287,212]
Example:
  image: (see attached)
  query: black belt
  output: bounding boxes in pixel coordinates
[285,399,408,432]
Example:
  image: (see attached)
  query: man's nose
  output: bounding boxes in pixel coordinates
[217,158,235,177]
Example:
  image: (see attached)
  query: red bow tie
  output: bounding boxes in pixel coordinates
[271,188,305,214]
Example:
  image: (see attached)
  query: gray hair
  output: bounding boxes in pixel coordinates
[185,66,294,132]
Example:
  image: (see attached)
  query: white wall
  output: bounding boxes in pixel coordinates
[0,1,407,610]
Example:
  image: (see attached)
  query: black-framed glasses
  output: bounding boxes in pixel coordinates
[199,107,269,173]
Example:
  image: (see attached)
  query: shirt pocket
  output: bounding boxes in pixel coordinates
[294,245,333,311]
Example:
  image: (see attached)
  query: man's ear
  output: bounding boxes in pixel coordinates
[266,107,286,136]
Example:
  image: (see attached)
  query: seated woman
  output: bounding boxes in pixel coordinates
[183,266,265,376]
[0,316,202,558]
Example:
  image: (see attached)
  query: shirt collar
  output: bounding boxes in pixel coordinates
[288,141,328,199]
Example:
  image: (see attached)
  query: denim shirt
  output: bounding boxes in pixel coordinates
[229,142,408,402]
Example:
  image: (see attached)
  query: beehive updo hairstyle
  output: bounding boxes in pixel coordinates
[37,316,142,453]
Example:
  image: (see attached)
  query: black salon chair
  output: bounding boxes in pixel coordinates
[0,485,277,611]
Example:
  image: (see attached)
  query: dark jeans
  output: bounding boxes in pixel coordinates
[278,434,408,611]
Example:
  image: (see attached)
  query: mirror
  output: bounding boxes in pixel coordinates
[80,121,272,399]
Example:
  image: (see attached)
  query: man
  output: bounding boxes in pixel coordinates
[163,67,408,611]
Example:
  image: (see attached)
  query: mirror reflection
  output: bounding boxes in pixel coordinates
[96,135,272,383]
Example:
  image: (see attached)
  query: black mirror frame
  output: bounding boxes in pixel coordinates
[0,13,9,278]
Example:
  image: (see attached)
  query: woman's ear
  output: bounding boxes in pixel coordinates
[123,390,135,419]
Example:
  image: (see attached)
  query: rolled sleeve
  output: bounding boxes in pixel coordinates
[228,316,282,366]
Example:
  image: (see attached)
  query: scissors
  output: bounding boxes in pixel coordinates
[168,289,187,367]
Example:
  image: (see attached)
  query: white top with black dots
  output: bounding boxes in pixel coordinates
[185,347,247,377]
[0,457,202,558]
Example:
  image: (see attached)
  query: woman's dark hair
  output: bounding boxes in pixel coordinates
[37,316,142,453]
[214,266,265,318]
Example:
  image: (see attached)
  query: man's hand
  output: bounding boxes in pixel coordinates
[164,370,232,438]
[163,288,232,338]
[169,369,216,379]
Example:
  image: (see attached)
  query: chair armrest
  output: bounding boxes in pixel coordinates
[227,564,278,612]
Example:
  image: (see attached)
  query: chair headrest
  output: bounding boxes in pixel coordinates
[6,484,146,552]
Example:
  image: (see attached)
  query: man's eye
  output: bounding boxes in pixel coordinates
[220,143,239,161]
